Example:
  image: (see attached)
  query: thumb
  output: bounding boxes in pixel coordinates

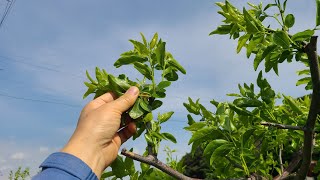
[109,86,140,113]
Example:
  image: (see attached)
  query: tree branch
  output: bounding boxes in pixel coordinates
[121,148,200,180]
[273,149,302,180]
[260,122,305,131]
[296,36,320,179]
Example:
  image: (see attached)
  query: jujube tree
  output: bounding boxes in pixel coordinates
[83,0,320,179]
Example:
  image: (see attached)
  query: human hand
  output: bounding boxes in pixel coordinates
[61,86,139,178]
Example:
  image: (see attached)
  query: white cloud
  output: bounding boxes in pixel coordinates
[39,147,49,153]
[0,140,55,178]
[10,152,26,160]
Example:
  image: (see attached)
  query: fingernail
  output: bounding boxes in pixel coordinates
[127,86,139,95]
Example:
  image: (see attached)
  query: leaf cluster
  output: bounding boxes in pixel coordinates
[184,72,311,179]
[210,0,316,80]
[83,33,186,179]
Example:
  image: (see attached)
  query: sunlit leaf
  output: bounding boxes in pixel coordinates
[272,31,290,49]
[155,41,166,68]
[291,29,314,42]
[317,0,320,26]
[114,55,148,68]
[184,122,206,131]
[158,111,174,123]
[162,132,177,143]
[129,99,145,119]
[150,33,158,49]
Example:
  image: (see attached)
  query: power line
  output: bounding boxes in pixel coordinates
[0,55,83,79]
[0,0,15,29]
[0,92,81,108]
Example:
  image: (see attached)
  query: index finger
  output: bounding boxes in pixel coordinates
[82,92,117,115]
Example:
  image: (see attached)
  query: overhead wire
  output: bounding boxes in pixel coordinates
[0,55,83,79]
[0,55,212,123]
[0,0,15,29]
[0,91,81,108]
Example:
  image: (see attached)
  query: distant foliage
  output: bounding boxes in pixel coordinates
[8,167,30,180]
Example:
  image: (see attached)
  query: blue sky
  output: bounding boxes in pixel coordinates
[0,0,316,178]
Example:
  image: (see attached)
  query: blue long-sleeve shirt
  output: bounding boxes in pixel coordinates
[32,152,98,180]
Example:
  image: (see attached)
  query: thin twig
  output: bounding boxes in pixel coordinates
[296,36,320,179]
[274,150,302,180]
[121,148,200,180]
[260,122,305,131]
[279,145,284,174]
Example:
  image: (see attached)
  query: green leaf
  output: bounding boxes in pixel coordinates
[210,143,233,165]
[101,171,113,179]
[203,139,229,158]
[263,3,277,11]
[296,77,311,86]
[167,58,186,74]
[158,111,174,123]
[272,31,290,49]
[279,50,291,63]
[233,98,263,107]
[242,129,255,146]
[139,99,152,112]
[150,33,158,49]
[243,8,259,33]
[86,70,97,84]
[265,51,280,75]
[124,154,135,174]
[114,55,148,68]
[237,34,250,53]
[144,133,154,145]
[223,116,235,132]
[253,49,263,71]
[200,104,214,120]
[283,95,304,115]
[155,41,166,68]
[129,40,149,55]
[210,99,219,107]
[157,81,171,89]
[84,82,97,89]
[283,0,288,11]
[188,127,221,145]
[227,93,242,97]
[297,69,310,76]
[140,32,147,46]
[187,114,195,125]
[133,62,152,80]
[291,29,315,42]
[83,87,95,99]
[162,132,177,143]
[164,68,179,81]
[246,35,264,58]
[151,100,163,110]
[317,0,320,26]
[107,75,128,96]
[228,103,252,116]
[184,122,206,131]
[129,99,145,119]
[110,156,127,178]
[209,25,233,35]
[142,113,153,122]
[284,14,295,28]
[151,131,166,140]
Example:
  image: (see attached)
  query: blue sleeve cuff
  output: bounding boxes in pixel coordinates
[34,152,98,180]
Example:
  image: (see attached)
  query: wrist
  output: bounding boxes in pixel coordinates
[61,133,106,178]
